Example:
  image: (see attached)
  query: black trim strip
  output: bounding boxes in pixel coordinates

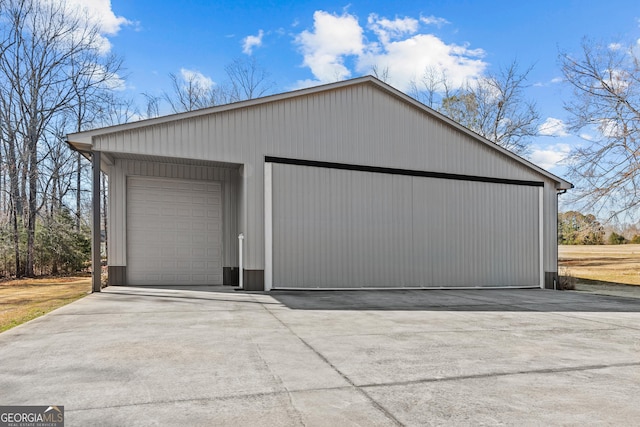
[265,156,544,187]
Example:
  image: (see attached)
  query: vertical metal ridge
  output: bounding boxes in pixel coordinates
[271,164,540,289]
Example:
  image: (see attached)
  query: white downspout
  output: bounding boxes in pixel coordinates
[238,233,244,289]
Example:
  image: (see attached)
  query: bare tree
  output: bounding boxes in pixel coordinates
[0,81,24,274]
[439,61,540,155]
[95,91,137,127]
[441,91,480,128]
[159,58,276,114]
[409,66,453,108]
[223,57,275,103]
[370,65,390,83]
[560,39,640,219]
[406,62,539,155]
[163,71,219,113]
[0,0,122,276]
[67,53,123,232]
[141,93,161,119]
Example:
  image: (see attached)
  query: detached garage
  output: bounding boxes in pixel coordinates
[67,76,572,292]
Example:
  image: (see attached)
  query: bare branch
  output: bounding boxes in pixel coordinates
[223,57,275,103]
[560,38,640,219]
[0,0,124,275]
[438,60,540,155]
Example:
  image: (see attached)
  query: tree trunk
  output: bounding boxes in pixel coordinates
[76,152,81,231]
[6,134,22,217]
[6,134,22,276]
[20,146,28,223]
[26,148,37,277]
[11,201,21,277]
[25,115,38,277]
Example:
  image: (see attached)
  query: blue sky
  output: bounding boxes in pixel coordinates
[82,0,640,176]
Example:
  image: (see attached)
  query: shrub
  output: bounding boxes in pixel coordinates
[608,232,628,245]
[35,209,91,274]
[558,267,576,290]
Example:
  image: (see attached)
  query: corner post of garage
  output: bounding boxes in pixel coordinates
[91,150,102,293]
[264,161,273,291]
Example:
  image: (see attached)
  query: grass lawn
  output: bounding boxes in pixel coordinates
[0,276,91,333]
[559,244,640,286]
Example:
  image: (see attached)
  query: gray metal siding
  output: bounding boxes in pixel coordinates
[272,164,540,288]
[108,159,239,268]
[94,83,559,275]
[94,87,546,181]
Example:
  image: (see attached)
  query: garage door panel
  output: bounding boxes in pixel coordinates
[127,177,223,286]
[272,164,540,289]
[412,178,539,287]
[176,221,192,231]
[273,166,415,288]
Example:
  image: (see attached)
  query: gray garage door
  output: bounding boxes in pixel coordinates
[127,177,223,285]
[272,163,541,289]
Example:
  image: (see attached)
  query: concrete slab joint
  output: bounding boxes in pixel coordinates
[1,288,639,425]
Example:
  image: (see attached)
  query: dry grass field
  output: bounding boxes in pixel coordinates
[0,276,91,332]
[559,244,640,286]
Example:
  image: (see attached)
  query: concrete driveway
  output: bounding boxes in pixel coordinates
[1,286,639,426]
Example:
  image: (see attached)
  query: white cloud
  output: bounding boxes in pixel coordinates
[105,72,127,91]
[609,42,623,51]
[529,143,571,170]
[62,0,131,34]
[603,68,630,94]
[367,14,419,44]
[539,117,569,137]
[295,11,365,83]
[598,118,626,138]
[420,15,450,27]
[579,132,594,141]
[357,34,486,91]
[294,10,487,91]
[291,78,326,89]
[180,68,215,91]
[87,63,126,91]
[55,0,132,53]
[534,77,563,87]
[242,30,264,55]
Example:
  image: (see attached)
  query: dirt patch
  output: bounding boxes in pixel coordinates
[0,276,91,332]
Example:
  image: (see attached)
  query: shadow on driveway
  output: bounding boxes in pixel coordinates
[3,284,639,426]
[108,286,640,313]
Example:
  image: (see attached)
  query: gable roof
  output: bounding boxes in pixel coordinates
[67,75,572,190]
